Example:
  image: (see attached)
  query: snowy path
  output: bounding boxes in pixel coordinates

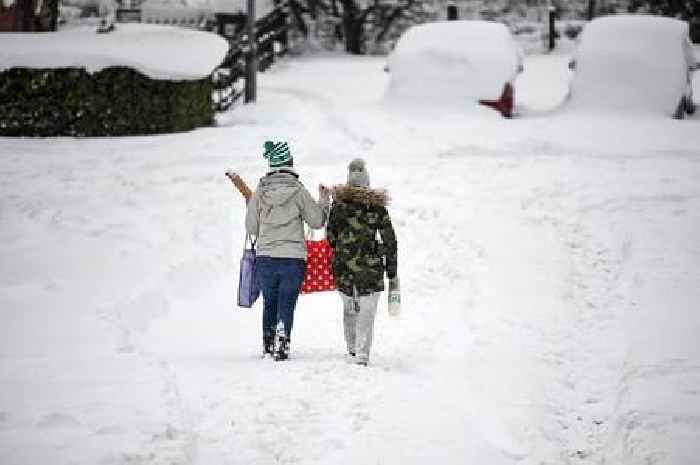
[2,53,700,465]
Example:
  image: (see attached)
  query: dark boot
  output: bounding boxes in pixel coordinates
[274,323,289,361]
[275,337,289,361]
[262,335,275,357]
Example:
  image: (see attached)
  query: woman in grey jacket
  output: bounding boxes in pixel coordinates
[244,141,330,360]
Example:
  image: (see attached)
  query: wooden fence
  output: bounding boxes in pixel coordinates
[213,4,290,111]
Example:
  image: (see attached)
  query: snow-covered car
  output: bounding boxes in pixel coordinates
[384,20,524,117]
[567,15,699,118]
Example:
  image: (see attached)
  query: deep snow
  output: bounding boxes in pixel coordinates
[1,46,700,465]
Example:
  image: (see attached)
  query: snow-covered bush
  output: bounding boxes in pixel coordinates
[0,24,227,136]
[0,67,215,137]
[60,0,118,19]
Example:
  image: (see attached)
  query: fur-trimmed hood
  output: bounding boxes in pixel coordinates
[332,184,390,207]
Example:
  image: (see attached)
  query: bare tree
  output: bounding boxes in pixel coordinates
[587,0,596,19]
[289,0,429,54]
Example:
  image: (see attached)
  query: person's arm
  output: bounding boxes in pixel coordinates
[299,186,330,229]
[378,206,398,279]
[245,193,259,237]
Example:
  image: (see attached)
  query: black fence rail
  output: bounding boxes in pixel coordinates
[212,4,290,112]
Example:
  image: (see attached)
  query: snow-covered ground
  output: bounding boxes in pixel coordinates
[1,46,700,465]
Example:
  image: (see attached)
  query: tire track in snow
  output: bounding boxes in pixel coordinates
[95,291,200,464]
[514,180,630,462]
[514,162,700,464]
[90,163,235,464]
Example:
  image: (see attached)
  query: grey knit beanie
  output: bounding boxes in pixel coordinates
[347,158,370,188]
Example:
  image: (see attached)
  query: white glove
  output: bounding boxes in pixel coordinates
[388,276,400,291]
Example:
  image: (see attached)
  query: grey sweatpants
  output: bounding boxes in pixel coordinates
[341,291,380,363]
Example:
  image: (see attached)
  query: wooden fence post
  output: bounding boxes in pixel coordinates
[245,0,257,103]
[548,4,556,51]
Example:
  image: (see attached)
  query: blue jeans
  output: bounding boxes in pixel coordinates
[256,256,306,341]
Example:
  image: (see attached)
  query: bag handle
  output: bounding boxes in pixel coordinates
[245,234,257,249]
[305,225,327,241]
[304,200,331,240]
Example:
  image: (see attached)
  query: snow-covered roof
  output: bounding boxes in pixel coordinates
[386,20,524,102]
[568,15,691,115]
[0,23,229,80]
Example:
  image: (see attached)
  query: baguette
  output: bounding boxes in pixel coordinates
[227,173,253,202]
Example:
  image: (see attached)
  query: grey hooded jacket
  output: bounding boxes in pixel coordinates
[245,170,329,260]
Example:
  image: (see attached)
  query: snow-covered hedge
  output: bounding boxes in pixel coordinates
[0,67,214,137]
[0,24,229,80]
[0,24,227,136]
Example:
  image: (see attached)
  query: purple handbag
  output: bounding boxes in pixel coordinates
[237,236,260,308]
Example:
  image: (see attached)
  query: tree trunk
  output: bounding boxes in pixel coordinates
[17,0,34,31]
[289,0,309,37]
[48,0,58,31]
[343,11,363,54]
[587,0,596,20]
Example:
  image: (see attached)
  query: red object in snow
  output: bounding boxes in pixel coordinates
[301,239,336,294]
[0,8,18,32]
[479,82,515,118]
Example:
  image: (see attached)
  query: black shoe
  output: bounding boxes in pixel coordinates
[274,340,289,361]
[274,335,290,361]
[274,323,290,361]
[262,336,275,357]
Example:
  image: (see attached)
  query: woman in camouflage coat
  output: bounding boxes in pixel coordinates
[327,159,398,366]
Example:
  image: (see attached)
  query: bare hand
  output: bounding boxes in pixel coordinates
[319,184,331,201]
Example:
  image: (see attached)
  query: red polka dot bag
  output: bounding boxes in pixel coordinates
[301,231,336,294]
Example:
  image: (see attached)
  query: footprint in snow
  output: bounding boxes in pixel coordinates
[0,411,10,430]
[95,425,126,435]
[36,412,82,430]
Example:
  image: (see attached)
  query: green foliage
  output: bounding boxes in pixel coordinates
[0,67,215,137]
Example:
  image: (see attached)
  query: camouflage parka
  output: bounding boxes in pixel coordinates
[326,185,398,296]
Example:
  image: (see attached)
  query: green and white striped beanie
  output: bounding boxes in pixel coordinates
[263,140,292,167]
